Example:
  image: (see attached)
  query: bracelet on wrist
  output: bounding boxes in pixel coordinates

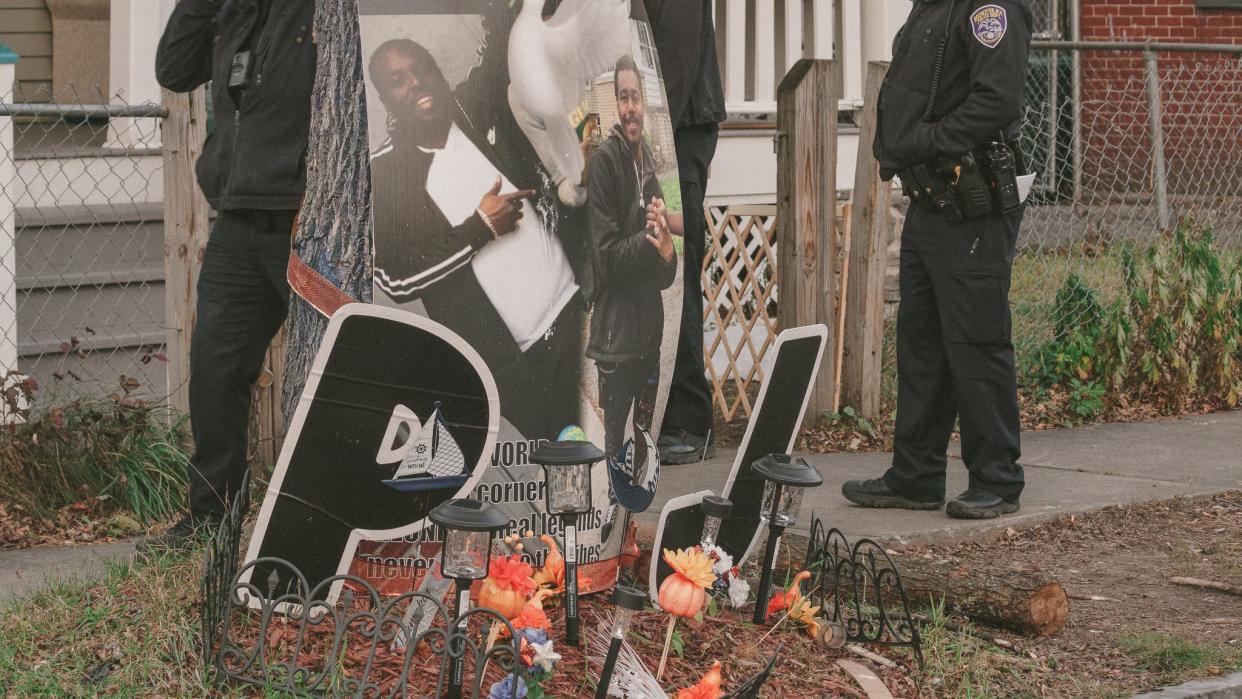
[477,208,500,239]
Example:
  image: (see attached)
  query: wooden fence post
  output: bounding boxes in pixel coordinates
[841,61,891,419]
[162,86,210,418]
[250,327,288,467]
[776,59,839,417]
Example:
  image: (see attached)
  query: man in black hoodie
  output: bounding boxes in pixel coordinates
[139,0,316,552]
[587,55,678,459]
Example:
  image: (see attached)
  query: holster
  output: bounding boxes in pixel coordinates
[899,142,1022,221]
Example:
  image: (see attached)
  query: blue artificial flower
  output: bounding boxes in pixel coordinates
[488,674,529,699]
[518,627,549,646]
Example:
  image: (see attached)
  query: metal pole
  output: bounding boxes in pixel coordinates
[1143,50,1171,231]
[1069,0,1082,200]
[447,578,471,699]
[1047,0,1061,194]
[752,485,785,625]
[595,635,623,699]
[563,520,580,645]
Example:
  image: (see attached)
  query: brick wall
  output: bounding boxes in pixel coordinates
[1076,0,1242,195]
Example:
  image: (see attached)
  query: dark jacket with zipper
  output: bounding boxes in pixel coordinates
[155,0,316,210]
[586,125,678,364]
[874,0,1032,180]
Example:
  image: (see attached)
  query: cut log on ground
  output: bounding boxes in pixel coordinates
[896,559,1069,636]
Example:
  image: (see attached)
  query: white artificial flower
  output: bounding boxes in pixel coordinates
[727,575,751,609]
[530,639,561,673]
[706,546,734,576]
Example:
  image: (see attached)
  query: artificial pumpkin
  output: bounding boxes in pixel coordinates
[658,548,716,618]
[479,554,536,619]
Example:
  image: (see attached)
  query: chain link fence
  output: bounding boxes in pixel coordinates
[1013,43,1242,358]
[0,84,170,407]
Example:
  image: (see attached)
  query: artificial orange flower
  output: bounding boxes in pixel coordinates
[765,570,811,620]
[532,535,592,594]
[675,660,723,699]
[508,589,554,634]
[662,548,716,588]
[487,554,537,596]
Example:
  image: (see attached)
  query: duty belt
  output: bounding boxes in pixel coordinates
[899,140,1024,222]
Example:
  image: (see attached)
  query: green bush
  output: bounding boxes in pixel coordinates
[0,381,189,524]
[1028,222,1242,417]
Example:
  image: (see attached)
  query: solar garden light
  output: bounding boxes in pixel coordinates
[429,498,508,699]
[698,495,733,550]
[532,439,605,646]
[751,454,823,625]
[594,585,647,699]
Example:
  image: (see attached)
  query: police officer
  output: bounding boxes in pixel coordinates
[842,0,1033,519]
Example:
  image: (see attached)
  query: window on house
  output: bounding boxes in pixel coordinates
[1195,0,1242,8]
[637,22,659,72]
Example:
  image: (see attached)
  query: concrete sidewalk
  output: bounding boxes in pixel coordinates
[638,410,1242,546]
[1,411,1239,604]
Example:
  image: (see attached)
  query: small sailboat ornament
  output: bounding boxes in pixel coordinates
[607,426,661,513]
[382,403,470,493]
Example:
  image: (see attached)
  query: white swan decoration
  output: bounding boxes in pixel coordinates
[507,0,632,207]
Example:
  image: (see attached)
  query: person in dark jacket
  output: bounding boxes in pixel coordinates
[140,0,316,551]
[587,55,678,459]
[367,26,589,440]
[643,0,727,464]
[842,0,1033,519]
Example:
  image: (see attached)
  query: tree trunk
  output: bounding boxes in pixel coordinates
[283,0,373,420]
[897,559,1069,637]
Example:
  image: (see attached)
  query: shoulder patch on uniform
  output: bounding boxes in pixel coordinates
[970,4,1008,49]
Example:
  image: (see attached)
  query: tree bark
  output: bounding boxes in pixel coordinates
[283,0,373,420]
[897,559,1069,637]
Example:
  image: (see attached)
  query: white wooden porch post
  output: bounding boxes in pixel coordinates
[0,43,19,376]
[108,0,176,147]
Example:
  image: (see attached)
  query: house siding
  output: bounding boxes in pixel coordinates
[0,0,52,102]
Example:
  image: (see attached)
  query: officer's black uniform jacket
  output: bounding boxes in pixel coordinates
[156,0,316,210]
[875,0,1033,180]
[370,14,590,370]
[586,125,678,365]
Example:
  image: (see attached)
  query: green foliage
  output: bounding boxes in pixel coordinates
[1027,222,1242,417]
[820,405,877,438]
[0,389,190,524]
[1118,633,1221,673]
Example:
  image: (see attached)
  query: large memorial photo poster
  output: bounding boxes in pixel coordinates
[355,0,684,594]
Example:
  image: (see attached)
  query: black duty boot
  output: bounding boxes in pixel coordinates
[135,513,222,555]
[657,429,716,465]
[945,489,1020,520]
[841,478,944,510]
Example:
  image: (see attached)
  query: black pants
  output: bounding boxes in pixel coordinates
[662,122,719,438]
[883,204,1026,503]
[498,298,585,440]
[188,210,293,518]
[597,353,660,458]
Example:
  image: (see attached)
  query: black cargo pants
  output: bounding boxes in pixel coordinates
[882,203,1026,503]
[188,209,293,518]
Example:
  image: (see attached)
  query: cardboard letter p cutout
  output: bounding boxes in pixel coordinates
[241,304,499,604]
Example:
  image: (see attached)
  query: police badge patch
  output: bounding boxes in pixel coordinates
[971,4,1008,48]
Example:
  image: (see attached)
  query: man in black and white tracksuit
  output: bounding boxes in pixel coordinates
[587,56,679,460]
[367,18,590,441]
[843,0,1033,519]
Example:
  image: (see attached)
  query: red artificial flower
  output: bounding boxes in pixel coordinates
[488,554,537,596]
